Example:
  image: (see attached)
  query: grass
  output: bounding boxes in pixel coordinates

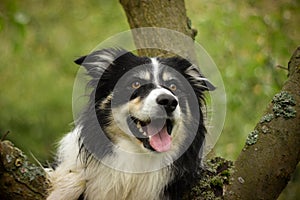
[0,0,299,198]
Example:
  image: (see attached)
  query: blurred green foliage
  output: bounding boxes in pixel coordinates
[0,0,299,198]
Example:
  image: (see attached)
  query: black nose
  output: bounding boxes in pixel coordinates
[156,94,178,113]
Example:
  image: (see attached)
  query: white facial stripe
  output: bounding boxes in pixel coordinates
[146,88,175,106]
[150,58,160,85]
[138,88,179,119]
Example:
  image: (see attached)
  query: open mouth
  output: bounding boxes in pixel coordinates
[130,116,173,152]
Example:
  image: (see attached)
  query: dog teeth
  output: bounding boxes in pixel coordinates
[136,121,141,129]
[134,120,148,136]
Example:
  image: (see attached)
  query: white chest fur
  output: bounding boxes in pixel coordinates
[84,161,172,200]
[47,129,173,200]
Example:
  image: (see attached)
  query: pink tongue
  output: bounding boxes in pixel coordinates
[148,126,172,152]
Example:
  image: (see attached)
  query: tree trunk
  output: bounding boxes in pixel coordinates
[119,0,197,58]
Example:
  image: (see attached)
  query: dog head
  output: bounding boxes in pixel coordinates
[75,48,214,158]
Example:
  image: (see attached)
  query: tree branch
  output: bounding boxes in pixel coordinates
[0,139,49,199]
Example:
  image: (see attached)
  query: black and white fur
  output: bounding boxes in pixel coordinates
[47,48,214,200]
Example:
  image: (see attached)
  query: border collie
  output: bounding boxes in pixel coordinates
[47,48,214,200]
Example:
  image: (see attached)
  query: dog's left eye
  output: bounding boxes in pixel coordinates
[169,83,177,91]
[131,81,141,89]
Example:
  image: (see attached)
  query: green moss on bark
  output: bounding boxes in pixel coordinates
[183,157,233,200]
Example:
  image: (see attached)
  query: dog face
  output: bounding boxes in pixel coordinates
[75,48,214,158]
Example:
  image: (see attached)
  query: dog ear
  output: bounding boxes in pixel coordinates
[74,48,128,78]
[185,65,216,91]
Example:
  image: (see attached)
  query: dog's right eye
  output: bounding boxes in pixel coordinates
[131,81,141,89]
